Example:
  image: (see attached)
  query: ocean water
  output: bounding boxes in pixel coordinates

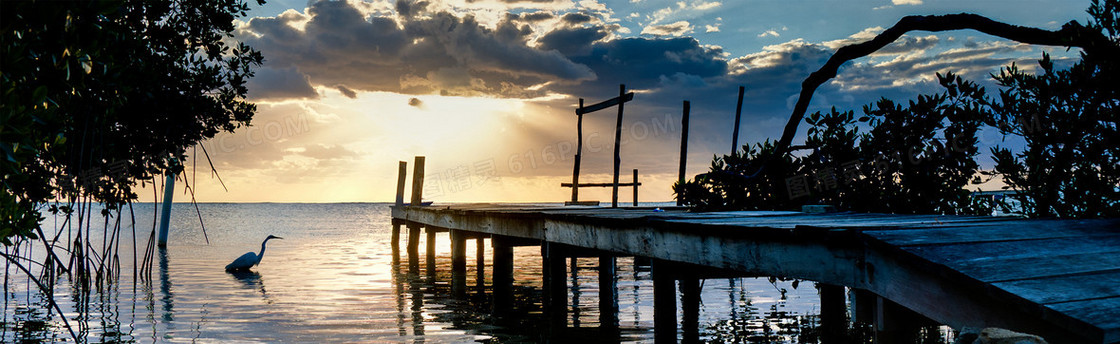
[3,203,838,343]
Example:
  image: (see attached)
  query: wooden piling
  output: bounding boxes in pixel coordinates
[395,161,407,206]
[476,237,486,288]
[819,283,848,343]
[543,242,568,328]
[632,169,639,206]
[451,229,467,297]
[492,236,515,313]
[426,227,437,277]
[681,277,701,344]
[611,84,626,208]
[410,156,425,206]
[652,259,677,343]
[391,219,402,263]
[731,86,745,154]
[407,223,421,275]
[599,255,618,330]
[678,100,690,206]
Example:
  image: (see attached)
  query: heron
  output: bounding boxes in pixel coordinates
[225,235,283,272]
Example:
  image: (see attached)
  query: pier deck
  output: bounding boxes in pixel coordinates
[390,203,1120,343]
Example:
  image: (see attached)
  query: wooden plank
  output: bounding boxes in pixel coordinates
[902,235,1120,266]
[864,221,1115,246]
[993,269,1120,304]
[576,92,634,115]
[1046,297,1120,343]
[946,250,1120,282]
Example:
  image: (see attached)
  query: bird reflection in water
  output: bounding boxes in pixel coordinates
[228,270,272,303]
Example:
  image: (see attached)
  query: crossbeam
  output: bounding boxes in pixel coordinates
[576,92,634,115]
[561,182,642,188]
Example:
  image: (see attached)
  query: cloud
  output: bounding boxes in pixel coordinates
[247,67,319,100]
[408,97,424,107]
[893,0,922,5]
[335,85,357,99]
[642,20,693,36]
[758,30,779,38]
[239,0,596,99]
[704,24,720,33]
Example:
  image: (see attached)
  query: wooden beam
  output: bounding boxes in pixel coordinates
[611,84,626,208]
[575,92,635,115]
[572,98,584,203]
[678,100,690,206]
[731,86,744,154]
[395,161,408,206]
[561,182,642,188]
[410,156,425,206]
[632,169,639,206]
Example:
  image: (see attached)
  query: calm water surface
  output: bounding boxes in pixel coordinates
[4,203,842,343]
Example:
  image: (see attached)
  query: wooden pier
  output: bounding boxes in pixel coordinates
[390,203,1120,344]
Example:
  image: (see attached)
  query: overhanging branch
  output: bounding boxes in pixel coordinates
[775,13,1116,154]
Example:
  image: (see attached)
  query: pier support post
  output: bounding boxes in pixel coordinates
[874,296,933,344]
[680,277,701,344]
[476,237,486,289]
[819,283,848,344]
[451,229,467,297]
[543,242,568,329]
[850,288,876,335]
[599,255,618,331]
[492,236,515,314]
[407,223,421,275]
[391,219,402,263]
[652,259,677,343]
[426,227,437,277]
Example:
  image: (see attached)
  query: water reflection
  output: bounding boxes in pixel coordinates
[1,204,955,343]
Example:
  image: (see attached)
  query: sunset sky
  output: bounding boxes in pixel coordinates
[142,0,1092,203]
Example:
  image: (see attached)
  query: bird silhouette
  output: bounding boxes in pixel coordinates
[225,235,283,272]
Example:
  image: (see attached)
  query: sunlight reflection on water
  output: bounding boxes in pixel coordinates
[4,203,841,343]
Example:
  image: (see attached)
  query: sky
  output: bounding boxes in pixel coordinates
[141,0,1095,203]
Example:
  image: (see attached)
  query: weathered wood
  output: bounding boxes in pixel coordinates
[395,161,408,206]
[425,227,437,277]
[492,235,515,313]
[611,84,626,208]
[731,86,744,154]
[680,277,701,344]
[576,92,634,115]
[678,101,690,207]
[392,203,1120,344]
[573,98,584,203]
[561,182,642,187]
[652,259,677,343]
[632,169,638,206]
[599,255,618,330]
[410,156,425,206]
[819,283,847,343]
[1046,297,1120,344]
[994,270,1120,305]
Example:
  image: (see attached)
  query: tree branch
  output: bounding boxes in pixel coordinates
[775,13,1116,154]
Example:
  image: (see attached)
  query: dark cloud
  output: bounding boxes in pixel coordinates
[246,67,319,100]
[241,0,595,99]
[537,26,609,56]
[560,12,593,25]
[396,0,429,18]
[335,85,357,98]
[408,97,423,107]
[518,11,555,22]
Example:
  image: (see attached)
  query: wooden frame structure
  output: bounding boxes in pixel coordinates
[564,84,637,207]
